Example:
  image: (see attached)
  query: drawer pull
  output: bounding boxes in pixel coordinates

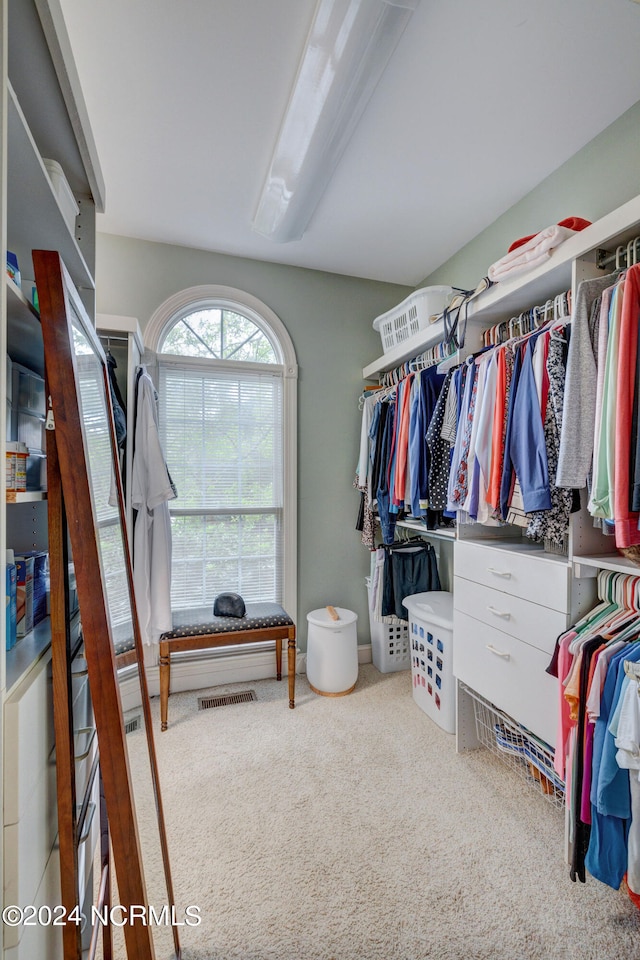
[487,567,511,579]
[486,643,510,660]
[487,605,511,620]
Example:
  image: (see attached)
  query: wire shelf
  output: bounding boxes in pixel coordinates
[461,684,565,809]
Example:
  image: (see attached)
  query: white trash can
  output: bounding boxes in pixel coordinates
[402,592,454,734]
[306,607,358,697]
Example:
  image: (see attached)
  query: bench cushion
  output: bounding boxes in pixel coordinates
[161,602,294,640]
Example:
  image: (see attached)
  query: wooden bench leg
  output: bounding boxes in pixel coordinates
[288,630,296,709]
[276,637,282,681]
[159,641,170,732]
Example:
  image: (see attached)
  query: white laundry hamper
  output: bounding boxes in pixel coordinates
[306,607,358,696]
[403,592,454,734]
[365,577,410,673]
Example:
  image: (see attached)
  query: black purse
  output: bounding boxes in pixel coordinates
[213,592,246,618]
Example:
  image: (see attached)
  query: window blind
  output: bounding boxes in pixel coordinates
[158,362,284,609]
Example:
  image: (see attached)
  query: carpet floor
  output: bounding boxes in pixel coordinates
[130,665,640,960]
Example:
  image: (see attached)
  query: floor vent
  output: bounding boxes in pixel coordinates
[124,714,142,735]
[198,690,257,710]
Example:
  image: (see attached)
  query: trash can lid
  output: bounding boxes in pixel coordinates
[402,591,453,629]
[306,607,358,628]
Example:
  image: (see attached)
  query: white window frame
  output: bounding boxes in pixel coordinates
[145,285,298,622]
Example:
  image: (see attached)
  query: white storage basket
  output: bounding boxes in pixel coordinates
[366,578,410,673]
[373,286,453,353]
[403,592,454,733]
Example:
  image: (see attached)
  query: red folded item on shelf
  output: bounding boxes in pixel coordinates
[508,217,591,253]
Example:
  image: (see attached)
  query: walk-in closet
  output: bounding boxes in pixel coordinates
[3,1,640,958]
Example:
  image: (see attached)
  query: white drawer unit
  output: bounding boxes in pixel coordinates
[453,576,566,658]
[453,610,558,747]
[3,847,62,959]
[3,753,58,918]
[453,539,572,751]
[455,540,571,612]
[4,656,55,825]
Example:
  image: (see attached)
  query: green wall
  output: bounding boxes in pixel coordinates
[95,233,412,648]
[421,99,640,289]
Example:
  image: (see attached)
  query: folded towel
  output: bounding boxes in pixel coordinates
[489,249,554,284]
[488,223,581,283]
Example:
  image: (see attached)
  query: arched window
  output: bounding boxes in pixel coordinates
[145,286,298,619]
[161,305,278,363]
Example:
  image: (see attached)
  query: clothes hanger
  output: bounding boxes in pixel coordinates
[568,570,623,636]
[627,236,640,267]
[584,573,640,646]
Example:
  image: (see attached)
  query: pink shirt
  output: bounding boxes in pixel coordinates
[554,631,577,780]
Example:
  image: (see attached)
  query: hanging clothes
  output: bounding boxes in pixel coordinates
[131,365,177,644]
[556,271,619,489]
[438,299,573,540]
[106,351,127,450]
[425,370,454,513]
[548,571,640,905]
[380,540,441,620]
[354,361,447,544]
[589,280,625,521]
[614,265,640,548]
[527,329,574,545]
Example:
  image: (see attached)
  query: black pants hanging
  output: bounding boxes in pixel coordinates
[381,543,441,620]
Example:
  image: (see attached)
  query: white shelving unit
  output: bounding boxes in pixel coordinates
[361,191,640,772]
[1,3,104,957]
[363,194,640,379]
[573,553,640,577]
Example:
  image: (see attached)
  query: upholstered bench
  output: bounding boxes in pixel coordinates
[114,632,138,669]
[158,603,296,731]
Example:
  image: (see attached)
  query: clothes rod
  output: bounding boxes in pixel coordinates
[596,236,640,270]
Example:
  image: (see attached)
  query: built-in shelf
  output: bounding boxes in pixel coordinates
[458,536,571,567]
[395,518,456,540]
[363,194,640,379]
[6,490,47,503]
[573,553,640,577]
[7,82,95,294]
[5,616,52,694]
[7,275,44,373]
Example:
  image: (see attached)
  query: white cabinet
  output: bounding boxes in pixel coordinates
[453,539,571,612]
[452,541,570,747]
[2,654,58,951]
[452,575,568,655]
[1,2,104,957]
[3,848,62,960]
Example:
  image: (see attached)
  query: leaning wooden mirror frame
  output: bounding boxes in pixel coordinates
[34,249,180,960]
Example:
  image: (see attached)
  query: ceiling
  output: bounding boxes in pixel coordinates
[58,0,640,287]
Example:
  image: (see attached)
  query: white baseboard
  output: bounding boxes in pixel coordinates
[141,643,372,700]
[358,643,373,664]
[144,646,301,699]
[119,673,144,713]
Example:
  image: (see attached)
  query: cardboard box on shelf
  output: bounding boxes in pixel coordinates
[15,554,34,638]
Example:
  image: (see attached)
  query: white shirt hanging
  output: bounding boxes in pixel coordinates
[131,366,176,644]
